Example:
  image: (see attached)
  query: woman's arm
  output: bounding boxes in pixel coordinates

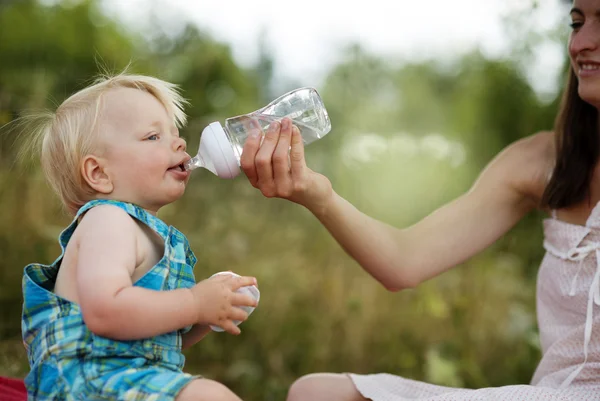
[312,164,532,290]
[241,119,552,290]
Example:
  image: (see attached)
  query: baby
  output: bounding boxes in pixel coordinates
[20,73,258,400]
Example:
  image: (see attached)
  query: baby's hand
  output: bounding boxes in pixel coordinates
[190,273,258,335]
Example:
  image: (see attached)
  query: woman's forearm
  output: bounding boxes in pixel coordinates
[309,179,531,291]
[310,192,417,290]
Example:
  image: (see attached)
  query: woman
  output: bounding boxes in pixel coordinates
[240,0,600,399]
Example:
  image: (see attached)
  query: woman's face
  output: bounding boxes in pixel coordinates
[569,0,600,107]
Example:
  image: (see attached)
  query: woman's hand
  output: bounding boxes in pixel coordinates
[240,117,333,216]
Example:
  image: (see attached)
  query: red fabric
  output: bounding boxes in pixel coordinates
[0,377,27,401]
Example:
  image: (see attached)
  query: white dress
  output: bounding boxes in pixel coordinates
[349,208,600,400]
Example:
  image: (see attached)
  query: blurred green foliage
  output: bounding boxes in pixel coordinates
[0,0,570,400]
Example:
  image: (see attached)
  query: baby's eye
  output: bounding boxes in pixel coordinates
[146,133,160,141]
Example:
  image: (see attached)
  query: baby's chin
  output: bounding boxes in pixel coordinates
[147,180,189,205]
[162,185,187,204]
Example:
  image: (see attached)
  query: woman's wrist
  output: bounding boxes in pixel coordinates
[307,189,338,221]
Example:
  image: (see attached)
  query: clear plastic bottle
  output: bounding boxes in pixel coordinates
[185,87,331,179]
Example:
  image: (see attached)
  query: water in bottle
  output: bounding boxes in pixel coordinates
[185,87,331,179]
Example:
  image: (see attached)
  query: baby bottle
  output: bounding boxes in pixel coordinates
[185,87,331,179]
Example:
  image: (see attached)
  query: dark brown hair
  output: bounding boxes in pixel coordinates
[541,68,599,209]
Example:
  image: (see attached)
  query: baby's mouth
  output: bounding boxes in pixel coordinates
[168,163,186,172]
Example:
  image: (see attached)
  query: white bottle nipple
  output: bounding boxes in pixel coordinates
[185,122,240,179]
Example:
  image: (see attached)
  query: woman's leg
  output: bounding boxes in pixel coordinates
[176,378,243,401]
[287,373,368,401]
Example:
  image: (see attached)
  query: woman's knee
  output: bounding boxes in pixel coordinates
[176,378,242,401]
[287,373,363,401]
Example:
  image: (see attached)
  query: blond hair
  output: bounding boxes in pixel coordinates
[17,72,187,215]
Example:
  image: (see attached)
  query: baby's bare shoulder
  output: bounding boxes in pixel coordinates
[75,204,138,240]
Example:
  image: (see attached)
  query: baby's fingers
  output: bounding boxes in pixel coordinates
[231,275,257,290]
[229,307,249,323]
[232,293,258,308]
[220,321,242,336]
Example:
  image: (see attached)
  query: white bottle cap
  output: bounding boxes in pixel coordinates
[208,271,260,332]
[200,122,240,179]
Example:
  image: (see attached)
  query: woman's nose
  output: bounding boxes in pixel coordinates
[570,24,600,56]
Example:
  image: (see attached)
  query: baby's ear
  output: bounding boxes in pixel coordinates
[81,155,113,194]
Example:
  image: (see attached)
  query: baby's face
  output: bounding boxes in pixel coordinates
[94,87,190,213]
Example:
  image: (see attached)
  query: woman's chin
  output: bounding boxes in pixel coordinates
[578,86,600,109]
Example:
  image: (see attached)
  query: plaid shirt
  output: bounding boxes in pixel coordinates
[21,200,198,400]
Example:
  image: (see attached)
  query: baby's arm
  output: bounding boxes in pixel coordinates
[75,205,198,340]
[181,325,211,349]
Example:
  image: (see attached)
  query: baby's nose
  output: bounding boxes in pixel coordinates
[173,136,186,152]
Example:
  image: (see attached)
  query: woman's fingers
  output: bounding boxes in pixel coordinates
[254,121,281,196]
[289,125,307,181]
[241,117,311,201]
[273,118,294,195]
[240,121,263,187]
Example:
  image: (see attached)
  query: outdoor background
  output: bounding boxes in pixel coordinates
[0,0,573,400]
